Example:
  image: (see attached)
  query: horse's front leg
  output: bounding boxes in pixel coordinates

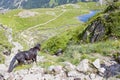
[32,56,37,65]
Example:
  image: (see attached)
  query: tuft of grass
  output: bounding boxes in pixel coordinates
[0,53,5,64]
[14,64,32,71]
[56,40,120,65]
[66,40,120,56]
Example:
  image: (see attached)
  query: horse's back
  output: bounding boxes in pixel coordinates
[16,47,38,61]
[15,51,27,60]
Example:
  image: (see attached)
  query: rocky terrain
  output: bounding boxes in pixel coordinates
[0,1,120,80]
[0,55,120,80]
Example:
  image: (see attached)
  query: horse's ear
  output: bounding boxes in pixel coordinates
[35,43,41,48]
[37,43,41,47]
[34,43,41,51]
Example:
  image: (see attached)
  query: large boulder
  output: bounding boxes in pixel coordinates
[67,70,81,77]
[48,65,63,74]
[82,18,105,43]
[92,59,101,69]
[64,61,76,71]
[76,59,90,73]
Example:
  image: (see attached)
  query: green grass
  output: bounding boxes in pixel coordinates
[12,2,102,49]
[65,40,120,56]
[0,2,104,34]
[14,64,32,71]
[39,2,105,54]
[0,8,63,33]
[0,29,12,51]
[55,40,120,65]
[0,53,5,64]
[52,2,120,65]
[42,24,85,54]
[0,2,106,66]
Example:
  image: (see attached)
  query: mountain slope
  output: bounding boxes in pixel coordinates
[0,2,103,49]
[0,0,98,9]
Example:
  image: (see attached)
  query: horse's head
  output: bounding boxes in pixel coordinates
[34,43,41,51]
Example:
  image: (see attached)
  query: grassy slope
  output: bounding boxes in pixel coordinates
[0,2,104,32]
[0,2,105,66]
[40,2,120,66]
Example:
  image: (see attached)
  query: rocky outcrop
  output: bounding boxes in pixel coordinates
[82,17,105,43]
[81,2,120,43]
[0,58,120,80]
[76,59,90,73]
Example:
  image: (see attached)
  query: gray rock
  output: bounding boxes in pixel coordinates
[89,73,96,79]
[0,64,7,71]
[4,73,14,80]
[82,18,105,43]
[93,59,101,69]
[55,71,67,79]
[67,77,74,80]
[0,74,4,80]
[29,65,44,75]
[64,61,76,71]
[76,59,89,73]
[98,67,106,75]
[15,69,29,76]
[94,75,103,80]
[48,65,63,74]
[23,74,41,80]
[43,74,54,80]
[0,64,8,76]
[68,70,79,77]
[85,75,91,80]
[48,65,55,71]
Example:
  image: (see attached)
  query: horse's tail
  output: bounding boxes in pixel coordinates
[8,56,16,73]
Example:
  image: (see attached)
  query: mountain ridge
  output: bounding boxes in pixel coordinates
[0,0,98,9]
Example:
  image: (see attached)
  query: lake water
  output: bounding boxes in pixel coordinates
[78,10,99,22]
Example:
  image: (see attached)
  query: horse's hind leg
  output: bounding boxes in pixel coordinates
[18,59,26,65]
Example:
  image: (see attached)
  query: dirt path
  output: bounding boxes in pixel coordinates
[21,9,66,33]
[19,9,66,46]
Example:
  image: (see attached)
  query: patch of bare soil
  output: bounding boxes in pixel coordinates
[18,10,38,18]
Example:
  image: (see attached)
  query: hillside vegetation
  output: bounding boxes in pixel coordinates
[0,2,105,64]
[0,1,120,80]
[41,1,120,65]
[0,2,104,47]
[0,1,112,64]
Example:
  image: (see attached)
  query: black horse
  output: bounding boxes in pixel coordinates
[8,43,41,72]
